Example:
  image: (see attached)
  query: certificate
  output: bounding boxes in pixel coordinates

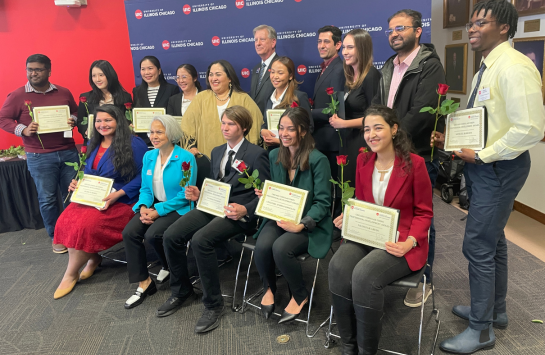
[196,178,231,218]
[444,107,487,152]
[341,199,400,250]
[71,174,114,209]
[173,116,183,127]
[33,105,71,134]
[265,109,285,136]
[255,180,308,224]
[132,108,166,132]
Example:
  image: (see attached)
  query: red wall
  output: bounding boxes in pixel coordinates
[0,0,135,149]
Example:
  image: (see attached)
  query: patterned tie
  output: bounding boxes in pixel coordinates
[467,62,487,109]
[257,62,267,87]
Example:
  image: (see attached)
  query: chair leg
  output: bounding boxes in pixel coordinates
[428,264,441,355]
[324,305,338,349]
[231,247,245,312]
[306,259,329,338]
[240,250,255,313]
[417,275,426,355]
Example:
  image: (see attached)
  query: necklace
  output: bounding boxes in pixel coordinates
[214,90,230,102]
[376,158,394,181]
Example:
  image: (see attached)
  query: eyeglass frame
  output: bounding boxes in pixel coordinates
[384,25,419,37]
[26,68,48,74]
[465,20,497,32]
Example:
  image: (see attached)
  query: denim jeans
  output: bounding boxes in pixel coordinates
[26,148,79,240]
[424,159,439,281]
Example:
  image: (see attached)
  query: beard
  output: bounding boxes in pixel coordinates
[389,33,417,53]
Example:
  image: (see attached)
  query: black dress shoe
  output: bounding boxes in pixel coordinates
[194,306,224,333]
[278,300,308,324]
[124,281,157,309]
[156,291,195,318]
[261,303,275,320]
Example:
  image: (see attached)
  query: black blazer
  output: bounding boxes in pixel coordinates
[210,139,270,229]
[76,91,132,142]
[166,90,201,117]
[250,54,278,115]
[261,90,313,133]
[311,56,346,152]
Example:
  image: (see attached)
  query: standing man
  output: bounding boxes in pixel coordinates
[373,9,446,308]
[438,1,545,353]
[0,54,79,254]
[312,25,346,187]
[251,25,278,116]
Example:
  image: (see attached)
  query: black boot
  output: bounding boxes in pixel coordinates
[353,304,383,355]
[331,294,358,355]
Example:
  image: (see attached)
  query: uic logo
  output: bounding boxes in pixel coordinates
[183,4,191,15]
[162,40,170,50]
[297,65,307,75]
[211,36,221,46]
[235,0,244,9]
[241,68,250,78]
[135,9,143,19]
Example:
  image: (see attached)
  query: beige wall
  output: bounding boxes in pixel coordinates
[431,0,545,214]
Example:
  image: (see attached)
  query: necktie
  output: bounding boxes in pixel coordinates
[223,150,236,180]
[467,62,487,109]
[258,62,267,87]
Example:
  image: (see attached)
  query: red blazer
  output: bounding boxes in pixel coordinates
[355,152,433,271]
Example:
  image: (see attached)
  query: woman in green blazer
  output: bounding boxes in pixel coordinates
[253,107,332,324]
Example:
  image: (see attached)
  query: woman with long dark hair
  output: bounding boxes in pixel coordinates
[328,105,432,355]
[167,64,202,116]
[181,59,263,157]
[53,105,148,300]
[328,29,381,183]
[76,60,132,142]
[253,107,332,323]
[261,56,313,147]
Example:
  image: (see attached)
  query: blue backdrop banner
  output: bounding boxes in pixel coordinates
[124,0,431,96]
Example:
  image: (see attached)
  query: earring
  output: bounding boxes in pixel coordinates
[229,82,232,89]
[392,135,396,140]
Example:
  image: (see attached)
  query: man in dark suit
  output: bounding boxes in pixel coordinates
[250,25,278,114]
[158,106,270,334]
[312,26,346,183]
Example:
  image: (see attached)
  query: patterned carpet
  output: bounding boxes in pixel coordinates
[0,196,543,354]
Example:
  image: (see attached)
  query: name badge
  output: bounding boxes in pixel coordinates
[478,88,490,101]
[147,169,152,175]
[63,130,73,138]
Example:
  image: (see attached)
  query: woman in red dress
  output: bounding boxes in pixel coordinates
[53,104,148,299]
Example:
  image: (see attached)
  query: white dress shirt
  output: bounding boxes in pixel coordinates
[270,87,288,109]
[220,138,245,178]
[152,149,173,202]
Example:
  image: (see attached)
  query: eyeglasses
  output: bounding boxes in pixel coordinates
[465,20,497,31]
[385,26,418,37]
[26,68,47,74]
[176,75,189,81]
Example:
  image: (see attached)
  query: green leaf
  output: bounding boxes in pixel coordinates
[252,169,259,179]
[441,99,454,107]
[450,103,460,112]
[244,183,252,189]
[255,178,261,187]
[78,171,84,180]
[65,162,76,167]
[73,166,78,171]
[248,176,255,183]
[125,111,132,122]
[238,178,248,184]
[419,107,435,113]
[81,116,88,125]
[322,108,331,115]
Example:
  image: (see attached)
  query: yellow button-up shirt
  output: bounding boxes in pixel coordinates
[469,41,545,163]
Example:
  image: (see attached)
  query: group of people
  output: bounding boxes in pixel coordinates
[1,1,544,354]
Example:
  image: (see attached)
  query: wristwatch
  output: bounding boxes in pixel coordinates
[474,152,484,165]
[407,236,418,249]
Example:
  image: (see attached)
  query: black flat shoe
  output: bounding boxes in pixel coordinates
[261,303,275,320]
[124,281,157,309]
[195,306,224,333]
[156,290,195,318]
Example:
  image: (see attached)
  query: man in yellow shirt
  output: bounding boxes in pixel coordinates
[435,1,545,354]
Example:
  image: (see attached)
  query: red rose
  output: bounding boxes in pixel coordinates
[359,147,368,154]
[438,84,450,96]
[290,101,299,108]
[238,161,247,171]
[81,146,87,154]
[124,102,132,110]
[326,87,334,95]
[80,96,87,103]
[24,100,32,105]
[182,162,191,171]
[308,98,314,106]
[336,155,348,166]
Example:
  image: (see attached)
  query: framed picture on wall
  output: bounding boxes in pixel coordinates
[444,0,470,28]
[445,43,468,94]
[511,0,545,17]
[513,37,545,102]
[473,50,483,75]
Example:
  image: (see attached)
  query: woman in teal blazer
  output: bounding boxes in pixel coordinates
[254,107,332,323]
[122,115,197,309]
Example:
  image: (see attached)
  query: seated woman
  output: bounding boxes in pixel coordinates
[328,105,432,355]
[53,105,148,300]
[260,56,313,147]
[253,107,332,323]
[122,115,197,309]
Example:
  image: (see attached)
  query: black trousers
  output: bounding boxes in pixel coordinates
[163,209,244,309]
[254,220,309,304]
[122,211,180,284]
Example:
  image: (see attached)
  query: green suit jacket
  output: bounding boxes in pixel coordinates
[254,148,333,259]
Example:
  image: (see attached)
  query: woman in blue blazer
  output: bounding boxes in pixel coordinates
[53,105,148,300]
[122,115,197,309]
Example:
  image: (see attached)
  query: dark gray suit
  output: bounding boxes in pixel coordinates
[250,54,278,115]
[163,139,270,309]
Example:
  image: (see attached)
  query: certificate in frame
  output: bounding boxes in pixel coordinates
[71,174,114,209]
[196,178,231,218]
[444,107,487,152]
[255,180,308,224]
[132,108,166,132]
[266,109,285,135]
[341,199,400,250]
[33,105,71,134]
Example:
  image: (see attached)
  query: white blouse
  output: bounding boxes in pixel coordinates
[152,150,173,202]
[372,165,393,206]
[270,88,287,109]
[217,100,230,122]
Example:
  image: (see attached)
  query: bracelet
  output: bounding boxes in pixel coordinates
[407,236,417,248]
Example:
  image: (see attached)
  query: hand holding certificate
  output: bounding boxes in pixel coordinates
[71,174,115,209]
[196,178,231,218]
[255,180,308,224]
[33,105,72,134]
[341,199,400,250]
[132,108,166,132]
[444,107,487,152]
[265,109,284,136]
